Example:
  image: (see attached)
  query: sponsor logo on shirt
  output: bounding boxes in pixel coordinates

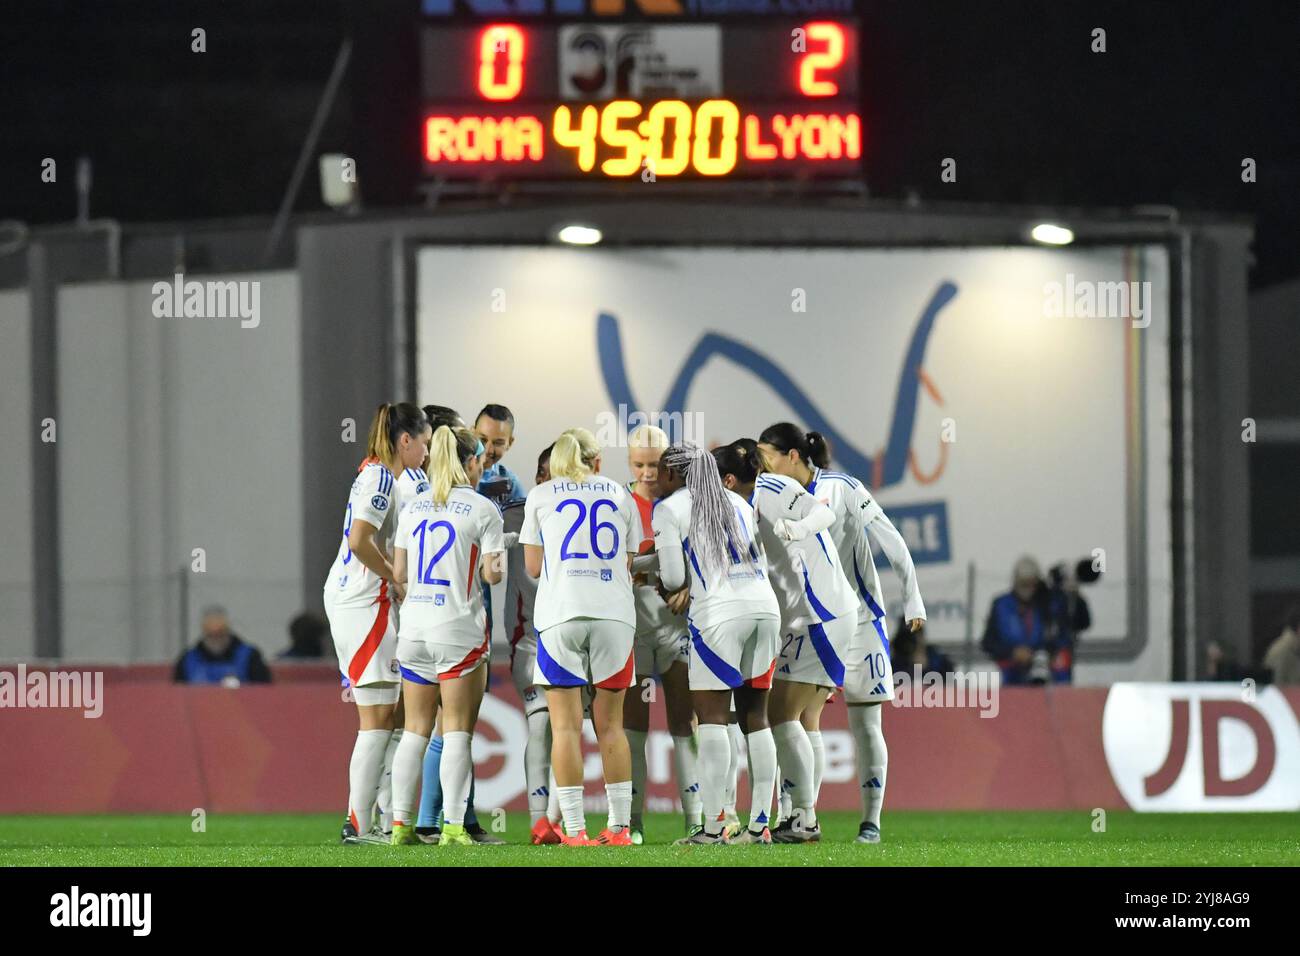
[371,495,389,511]
[434,594,446,606]
[600,569,613,582]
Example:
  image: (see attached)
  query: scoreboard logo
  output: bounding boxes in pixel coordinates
[423,0,857,17]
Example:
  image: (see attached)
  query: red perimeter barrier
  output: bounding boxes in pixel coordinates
[2,664,1297,814]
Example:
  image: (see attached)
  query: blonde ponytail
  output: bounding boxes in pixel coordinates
[427,425,477,504]
[365,403,394,464]
[549,427,600,481]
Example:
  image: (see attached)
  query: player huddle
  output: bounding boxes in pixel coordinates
[324,401,925,848]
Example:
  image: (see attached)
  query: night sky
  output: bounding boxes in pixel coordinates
[4,0,1297,287]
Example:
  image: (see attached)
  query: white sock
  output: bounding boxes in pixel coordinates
[557,785,586,836]
[672,734,703,828]
[724,722,743,813]
[772,720,817,829]
[546,767,562,824]
[745,728,777,831]
[849,704,888,827]
[348,729,391,831]
[776,763,793,821]
[525,711,552,824]
[439,731,474,827]
[806,730,825,803]
[390,731,427,826]
[605,780,633,830]
[697,724,731,836]
[374,728,402,831]
[626,728,648,825]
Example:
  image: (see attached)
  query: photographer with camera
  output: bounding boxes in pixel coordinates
[981,556,1091,685]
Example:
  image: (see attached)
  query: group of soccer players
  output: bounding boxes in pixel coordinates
[323,401,924,847]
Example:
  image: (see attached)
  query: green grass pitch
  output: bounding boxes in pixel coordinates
[2,812,1297,866]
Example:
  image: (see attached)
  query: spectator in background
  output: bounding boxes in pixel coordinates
[1202,641,1260,683]
[474,403,527,505]
[174,605,272,685]
[280,611,328,660]
[1262,606,1300,685]
[980,556,1074,685]
[890,616,953,679]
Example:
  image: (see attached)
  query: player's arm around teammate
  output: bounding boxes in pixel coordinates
[389,425,504,847]
[520,428,638,846]
[323,402,430,843]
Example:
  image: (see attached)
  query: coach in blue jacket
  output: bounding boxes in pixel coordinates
[981,558,1074,685]
[174,605,273,685]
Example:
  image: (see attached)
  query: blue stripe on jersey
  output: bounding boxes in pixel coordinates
[820,471,862,487]
[806,621,846,686]
[536,634,586,687]
[852,550,887,620]
[683,536,707,591]
[800,566,837,623]
[756,477,784,494]
[815,530,832,564]
[807,478,817,494]
[873,617,891,658]
[400,665,436,685]
[688,621,744,688]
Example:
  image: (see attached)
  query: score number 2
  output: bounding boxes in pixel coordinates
[553,100,741,177]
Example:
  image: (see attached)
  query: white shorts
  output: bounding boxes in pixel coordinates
[842,617,895,703]
[534,618,636,689]
[325,589,400,691]
[774,616,855,688]
[634,622,689,677]
[686,616,780,692]
[397,625,489,684]
[510,633,548,717]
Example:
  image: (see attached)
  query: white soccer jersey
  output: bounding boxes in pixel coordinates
[652,487,779,631]
[751,471,858,629]
[394,466,431,516]
[324,459,399,608]
[502,499,539,650]
[395,485,505,635]
[519,476,638,631]
[808,466,926,625]
[629,486,678,636]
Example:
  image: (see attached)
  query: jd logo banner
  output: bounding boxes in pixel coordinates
[1102,683,1300,811]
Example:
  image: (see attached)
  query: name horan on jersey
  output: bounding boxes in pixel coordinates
[151,272,260,329]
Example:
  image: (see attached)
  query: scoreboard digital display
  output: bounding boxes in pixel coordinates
[420,11,862,181]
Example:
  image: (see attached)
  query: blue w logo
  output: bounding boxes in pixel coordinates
[596,281,957,491]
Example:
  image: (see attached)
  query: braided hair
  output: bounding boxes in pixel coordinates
[661,442,755,586]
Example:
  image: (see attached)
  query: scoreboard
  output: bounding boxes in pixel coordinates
[419,6,863,181]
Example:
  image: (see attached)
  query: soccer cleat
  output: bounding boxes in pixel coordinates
[390,823,416,846]
[770,820,821,844]
[594,827,633,846]
[340,820,361,845]
[466,823,506,845]
[560,829,597,846]
[721,809,742,839]
[629,827,644,846]
[530,817,563,846]
[674,829,727,846]
[415,826,441,845]
[856,822,881,844]
[439,823,475,847]
[729,826,773,845]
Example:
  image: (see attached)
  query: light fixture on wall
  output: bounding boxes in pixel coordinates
[554,224,602,246]
[1030,223,1075,246]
